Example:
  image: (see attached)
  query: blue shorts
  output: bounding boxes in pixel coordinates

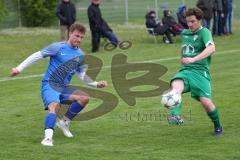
[41,83,71,109]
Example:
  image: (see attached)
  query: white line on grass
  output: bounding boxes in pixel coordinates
[0,49,239,83]
[0,74,44,82]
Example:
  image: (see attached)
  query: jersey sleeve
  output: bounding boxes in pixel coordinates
[40,42,61,57]
[16,51,44,72]
[202,29,214,47]
[76,65,98,88]
[76,64,87,75]
[76,49,86,78]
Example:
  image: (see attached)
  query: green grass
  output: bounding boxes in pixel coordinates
[0,22,240,160]
[2,0,240,27]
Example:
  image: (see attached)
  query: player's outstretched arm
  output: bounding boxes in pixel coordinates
[10,68,20,77]
[10,51,44,77]
[77,71,107,88]
[96,80,107,88]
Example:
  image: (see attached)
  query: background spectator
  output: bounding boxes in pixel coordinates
[196,0,214,29]
[101,20,119,46]
[222,0,228,34]
[225,0,233,34]
[212,0,223,36]
[177,4,188,29]
[162,10,184,36]
[88,0,119,53]
[56,0,76,41]
[145,10,173,44]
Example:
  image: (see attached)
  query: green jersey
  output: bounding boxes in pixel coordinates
[180,27,214,73]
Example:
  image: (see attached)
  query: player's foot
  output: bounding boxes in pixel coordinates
[56,120,73,138]
[168,114,184,125]
[165,39,170,44]
[41,137,53,146]
[214,126,223,136]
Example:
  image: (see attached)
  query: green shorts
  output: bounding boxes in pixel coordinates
[171,69,212,101]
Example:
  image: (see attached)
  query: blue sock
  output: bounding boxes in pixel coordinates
[45,113,57,129]
[65,102,84,120]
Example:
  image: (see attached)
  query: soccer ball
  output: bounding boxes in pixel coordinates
[161,89,181,109]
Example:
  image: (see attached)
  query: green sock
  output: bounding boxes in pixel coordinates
[170,101,182,116]
[207,108,221,128]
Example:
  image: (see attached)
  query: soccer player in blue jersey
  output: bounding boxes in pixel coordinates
[11,23,107,146]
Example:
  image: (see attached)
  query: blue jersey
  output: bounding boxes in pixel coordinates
[40,41,85,86]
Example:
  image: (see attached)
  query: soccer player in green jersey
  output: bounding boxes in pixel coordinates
[167,8,223,136]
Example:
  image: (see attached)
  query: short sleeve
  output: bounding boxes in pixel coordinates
[202,29,214,47]
[76,64,87,73]
[40,42,62,57]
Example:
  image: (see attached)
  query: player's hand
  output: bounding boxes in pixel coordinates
[10,68,20,77]
[181,58,195,64]
[97,80,107,88]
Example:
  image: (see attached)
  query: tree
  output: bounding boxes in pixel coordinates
[0,0,7,21]
[20,0,58,27]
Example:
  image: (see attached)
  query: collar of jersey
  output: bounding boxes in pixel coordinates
[192,26,203,33]
[65,41,79,50]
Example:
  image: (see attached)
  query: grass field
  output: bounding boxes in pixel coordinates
[1,0,240,27]
[0,21,240,160]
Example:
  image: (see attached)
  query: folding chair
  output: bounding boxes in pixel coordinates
[146,27,169,43]
[146,27,158,43]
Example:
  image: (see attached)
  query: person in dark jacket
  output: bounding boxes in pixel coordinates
[221,0,229,34]
[88,0,119,53]
[145,10,173,44]
[177,4,188,29]
[196,0,214,29]
[162,10,184,35]
[56,0,76,40]
[212,0,223,36]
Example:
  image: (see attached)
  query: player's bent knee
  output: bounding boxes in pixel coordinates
[200,97,215,111]
[48,102,60,114]
[76,96,90,106]
[171,79,184,94]
[200,97,212,106]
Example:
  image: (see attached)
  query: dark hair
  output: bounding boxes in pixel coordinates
[69,23,86,34]
[163,10,171,17]
[185,8,203,20]
[145,10,156,18]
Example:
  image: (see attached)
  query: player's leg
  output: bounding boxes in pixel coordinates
[41,102,60,146]
[57,90,89,137]
[199,97,223,136]
[171,79,184,95]
[190,71,223,136]
[168,79,185,124]
[41,84,64,146]
[171,79,184,116]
